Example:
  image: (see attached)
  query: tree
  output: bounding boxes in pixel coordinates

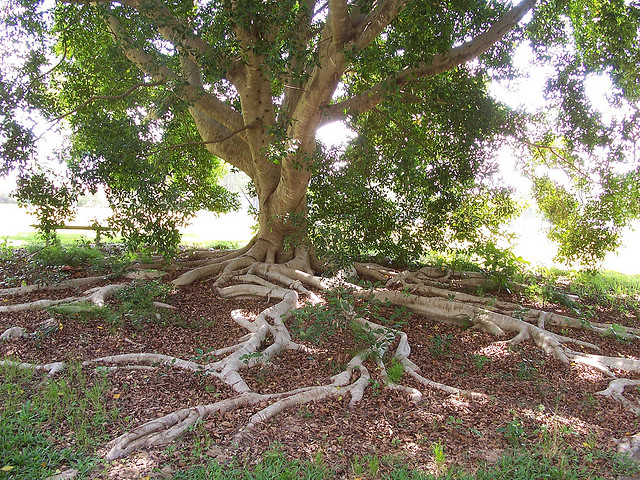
[1,0,640,465]
[2,0,638,265]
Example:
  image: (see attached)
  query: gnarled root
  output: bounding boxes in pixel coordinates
[105,394,264,460]
[97,261,491,459]
[596,378,640,415]
[0,359,65,376]
[0,276,108,297]
[0,284,126,313]
[4,255,639,464]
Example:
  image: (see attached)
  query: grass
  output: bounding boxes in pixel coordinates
[168,445,639,479]
[526,267,640,321]
[47,280,178,331]
[0,239,131,288]
[0,362,116,479]
[2,240,640,478]
[2,359,637,479]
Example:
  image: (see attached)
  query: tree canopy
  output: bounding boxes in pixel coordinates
[1,0,639,265]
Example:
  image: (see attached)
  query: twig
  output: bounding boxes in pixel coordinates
[168,120,260,149]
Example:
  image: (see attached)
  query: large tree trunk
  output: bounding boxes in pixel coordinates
[226,137,314,265]
[255,186,310,263]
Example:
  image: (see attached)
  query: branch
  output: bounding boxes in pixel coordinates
[351,0,406,51]
[64,0,245,85]
[280,0,317,126]
[288,3,350,139]
[522,139,592,181]
[55,81,165,122]
[28,34,69,89]
[329,0,350,47]
[105,14,245,133]
[168,119,259,150]
[320,0,537,125]
[100,13,255,174]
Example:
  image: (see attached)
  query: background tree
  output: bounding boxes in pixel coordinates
[2,0,638,265]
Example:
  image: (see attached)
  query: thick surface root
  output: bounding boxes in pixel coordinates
[0,284,125,313]
[3,255,639,464]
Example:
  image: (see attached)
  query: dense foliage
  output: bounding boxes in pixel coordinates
[0,0,639,264]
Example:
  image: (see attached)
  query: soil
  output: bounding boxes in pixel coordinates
[1,249,640,479]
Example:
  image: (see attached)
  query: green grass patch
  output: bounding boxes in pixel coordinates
[167,445,639,480]
[181,238,245,251]
[47,280,178,331]
[0,362,119,479]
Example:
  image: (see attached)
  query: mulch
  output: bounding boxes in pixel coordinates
[1,254,639,479]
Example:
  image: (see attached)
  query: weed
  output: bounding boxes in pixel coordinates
[350,455,364,477]
[604,323,631,341]
[582,393,599,409]
[446,416,464,430]
[369,378,382,396]
[114,280,172,328]
[431,441,447,473]
[289,287,408,355]
[498,417,526,447]
[48,301,115,324]
[386,359,405,383]
[48,280,176,331]
[298,407,314,419]
[188,422,214,460]
[0,361,118,478]
[364,454,380,477]
[429,334,453,357]
[516,359,538,380]
[0,237,13,260]
[470,354,490,370]
[191,347,218,364]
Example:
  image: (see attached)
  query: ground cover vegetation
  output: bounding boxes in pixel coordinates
[1,0,640,477]
[1,240,640,479]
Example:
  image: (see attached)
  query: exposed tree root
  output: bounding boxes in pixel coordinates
[2,255,639,464]
[0,284,125,313]
[0,359,65,376]
[0,276,107,297]
[596,379,640,415]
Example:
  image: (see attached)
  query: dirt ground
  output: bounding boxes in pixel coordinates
[1,249,640,479]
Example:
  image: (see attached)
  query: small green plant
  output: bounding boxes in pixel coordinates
[298,407,314,419]
[516,359,538,380]
[471,353,490,370]
[431,440,447,473]
[114,280,172,328]
[288,287,354,344]
[188,422,214,460]
[239,352,263,364]
[605,323,630,341]
[191,347,218,364]
[446,415,464,430]
[429,333,453,357]
[582,393,599,409]
[350,455,364,477]
[369,378,382,396]
[498,417,527,447]
[364,454,380,478]
[466,241,528,292]
[289,287,408,351]
[0,237,13,260]
[48,301,115,324]
[31,241,104,269]
[386,359,405,383]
